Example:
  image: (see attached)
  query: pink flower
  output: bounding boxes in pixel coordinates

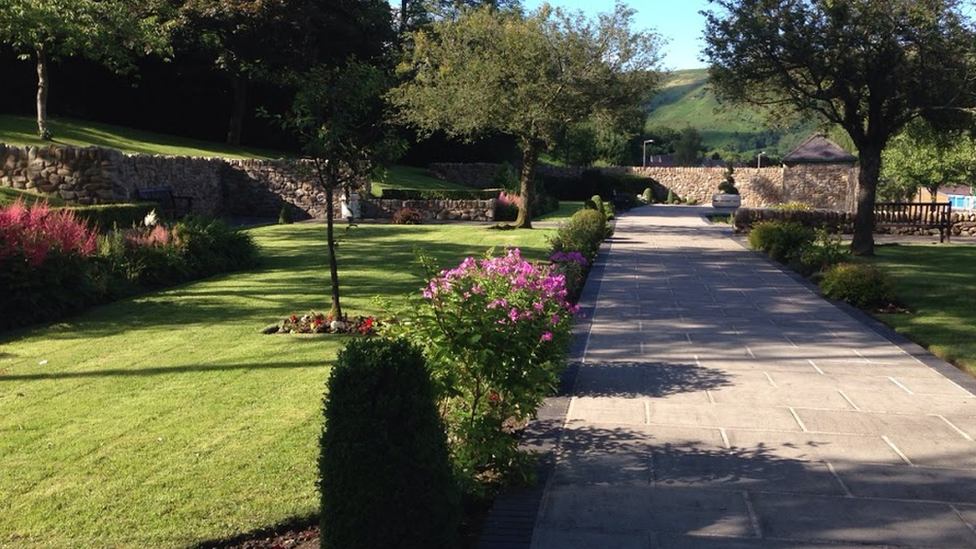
[551,314,560,325]
[541,332,553,342]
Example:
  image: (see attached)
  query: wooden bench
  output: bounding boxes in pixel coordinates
[874,202,951,242]
[135,187,193,218]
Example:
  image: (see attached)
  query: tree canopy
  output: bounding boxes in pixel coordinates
[390,2,663,227]
[0,0,173,138]
[703,0,976,255]
[881,120,976,201]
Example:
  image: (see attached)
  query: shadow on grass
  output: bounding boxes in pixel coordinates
[0,359,334,382]
[185,513,318,549]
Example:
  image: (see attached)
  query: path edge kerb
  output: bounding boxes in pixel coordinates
[475,219,616,549]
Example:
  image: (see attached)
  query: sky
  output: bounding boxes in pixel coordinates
[522,0,713,70]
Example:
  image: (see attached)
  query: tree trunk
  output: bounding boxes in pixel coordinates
[325,179,343,320]
[514,139,539,229]
[36,48,51,140]
[226,75,247,146]
[851,145,881,256]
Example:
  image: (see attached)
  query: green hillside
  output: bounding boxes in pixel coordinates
[646,69,820,159]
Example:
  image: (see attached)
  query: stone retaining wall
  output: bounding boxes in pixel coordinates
[429,162,857,211]
[0,143,497,222]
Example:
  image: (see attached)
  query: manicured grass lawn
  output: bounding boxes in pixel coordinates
[867,244,976,375]
[0,222,556,549]
[536,201,583,223]
[370,165,473,195]
[0,114,286,160]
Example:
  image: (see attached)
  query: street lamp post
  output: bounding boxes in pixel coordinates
[643,139,655,168]
[757,151,765,169]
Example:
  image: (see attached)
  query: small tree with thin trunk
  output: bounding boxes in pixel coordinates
[0,0,172,140]
[703,0,976,255]
[390,2,663,228]
[270,60,400,319]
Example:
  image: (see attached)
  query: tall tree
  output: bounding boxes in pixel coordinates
[703,0,976,255]
[0,0,172,139]
[269,60,400,319]
[673,126,704,166]
[391,2,662,228]
[881,119,976,201]
[176,0,394,146]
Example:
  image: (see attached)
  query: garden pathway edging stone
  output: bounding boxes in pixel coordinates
[480,204,976,549]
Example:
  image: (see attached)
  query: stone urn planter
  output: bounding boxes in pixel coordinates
[712,193,741,209]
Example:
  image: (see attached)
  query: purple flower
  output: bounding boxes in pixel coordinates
[541,332,553,341]
[551,314,560,325]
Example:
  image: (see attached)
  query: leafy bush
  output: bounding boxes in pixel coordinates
[551,251,589,303]
[172,216,260,278]
[490,162,519,193]
[793,227,849,277]
[549,208,610,264]
[820,263,896,309]
[320,338,459,549]
[665,189,680,204]
[604,201,616,220]
[392,207,425,225]
[583,198,597,210]
[389,249,577,494]
[748,220,815,263]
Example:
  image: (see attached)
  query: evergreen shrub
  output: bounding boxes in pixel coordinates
[320,338,459,549]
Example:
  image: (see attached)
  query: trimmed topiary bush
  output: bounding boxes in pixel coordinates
[641,187,653,203]
[278,203,294,224]
[320,338,459,549]
[820,263,896,309]
[590,194,605,217]
[549,208,610,264]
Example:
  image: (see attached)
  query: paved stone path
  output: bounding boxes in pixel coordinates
[530,206,976,549]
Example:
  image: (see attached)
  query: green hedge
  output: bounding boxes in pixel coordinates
[59,203,158,230]
[378,188,500,200]
[734,207,853,234]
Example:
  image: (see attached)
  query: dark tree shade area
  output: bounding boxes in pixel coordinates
[0,0,397,151]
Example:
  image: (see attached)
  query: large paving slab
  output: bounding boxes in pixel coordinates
[529,206,976,549]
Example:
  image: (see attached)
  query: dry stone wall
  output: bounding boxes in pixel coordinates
[431,162,856,211]
[0,144,496,222]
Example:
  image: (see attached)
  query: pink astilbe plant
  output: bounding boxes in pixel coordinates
[0,199,97,268]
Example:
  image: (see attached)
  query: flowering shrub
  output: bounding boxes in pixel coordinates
[276,311,378,335]
[0,200,102,329]
[495,191,520,221]
[550,251,588,303]
[0,201,260,330]
[388,248,577,493]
